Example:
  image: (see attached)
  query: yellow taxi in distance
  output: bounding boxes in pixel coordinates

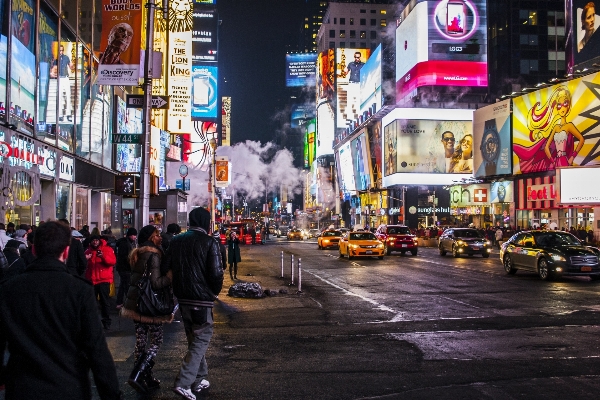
[287,228,304,240]
[339,231,385,260]
[318,230,343,249]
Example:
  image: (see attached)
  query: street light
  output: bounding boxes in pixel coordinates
[209,138,217,232]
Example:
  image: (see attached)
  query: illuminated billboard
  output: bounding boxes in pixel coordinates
[569,0,600,68]
[336,48,371,128]
[369,121,383,183]
[192,5,218,63]
[191,65,218,119]
[396,0,488,103]
[351,132,372,191]
[291,104,315,129]
[360,45,382,116]
[115,97,142,173]
[306,118,316,167]
[512,72,600,174]
[286,53,317,87]
[316,101,335,157]
[317,49,335,102]
[221,96,230,146]
[557,166,600,204]
[472,99,512,177]
[337,141,356,194]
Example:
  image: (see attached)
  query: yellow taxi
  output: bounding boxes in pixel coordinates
[338,231,385,260]
[287,228,304,240]
[318,230,343,249]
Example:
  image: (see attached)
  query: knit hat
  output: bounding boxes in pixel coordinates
[14,229,27,238]
[189,207,210,231]
[126,228,138,236]
[72,230,83,238]
[138,225,157,245]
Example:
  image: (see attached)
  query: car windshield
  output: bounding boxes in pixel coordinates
[454,229,484,238]
[349,232,377,241]
[387,227,410,234]
[533,232,582,246]
[323,231,341,237]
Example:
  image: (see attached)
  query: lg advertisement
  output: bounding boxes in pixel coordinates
[359,45,382,116]
[513,72,600,174]
[396,0,488,103]
[472,99,512,178]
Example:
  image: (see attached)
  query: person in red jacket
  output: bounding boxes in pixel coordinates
[85,234,117,330]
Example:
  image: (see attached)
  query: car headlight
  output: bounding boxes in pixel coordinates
[377,243,384,249]
[323,239,329,243]
[413,238,418,243]
[485,240,491,245]
[350,244,359,249]
[549,253,566,262]
[457,240,465,245]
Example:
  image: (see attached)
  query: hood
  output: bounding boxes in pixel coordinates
[545,244,599,256]
[189,207,210,231]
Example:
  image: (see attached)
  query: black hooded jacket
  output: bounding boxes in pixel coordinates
[162,208,223,306]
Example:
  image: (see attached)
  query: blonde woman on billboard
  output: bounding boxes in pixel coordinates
[579,2,596,52]
[449,134,473,173]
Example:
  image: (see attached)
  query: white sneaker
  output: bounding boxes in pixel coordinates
[172,386,196,400]
[193,379,210,392]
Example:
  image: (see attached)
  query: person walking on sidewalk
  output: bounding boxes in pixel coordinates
[213,231,227,272]
[85,235,117,330]
[121,225,172,394]
[0,221,121,399]
[227,232,241,280]
[163,207,223,400]
[495,227,503,249]
[115,228,137,309]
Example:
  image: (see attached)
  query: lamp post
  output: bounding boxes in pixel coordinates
[209,138,217,232]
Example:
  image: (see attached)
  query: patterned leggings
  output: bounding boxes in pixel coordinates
[134,323,164,362]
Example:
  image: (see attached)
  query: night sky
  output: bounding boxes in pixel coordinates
[218,0,306,144]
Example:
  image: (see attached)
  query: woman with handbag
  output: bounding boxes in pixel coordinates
[121,225,173,394]
[227,231,242,280]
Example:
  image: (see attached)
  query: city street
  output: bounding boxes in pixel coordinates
[60,237,600,399]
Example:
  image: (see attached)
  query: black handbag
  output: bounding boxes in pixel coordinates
[136,254,174,316]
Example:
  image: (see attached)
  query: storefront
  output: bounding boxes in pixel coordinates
[447,182,515,229]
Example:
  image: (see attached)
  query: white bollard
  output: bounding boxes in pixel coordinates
[290,254,295,285]
[297,257,302,292]
[280,251,284,278]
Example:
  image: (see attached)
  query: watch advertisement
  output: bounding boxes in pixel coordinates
[473,99,512,177]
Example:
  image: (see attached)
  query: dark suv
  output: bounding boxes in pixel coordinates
[439,228,491,258]
[375,225,418,256]
[500,230,600,281]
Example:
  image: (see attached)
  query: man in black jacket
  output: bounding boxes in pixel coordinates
[164,207,223,400]
[115,228,137,308]
[59,219,87,276]
[0,221,121,399]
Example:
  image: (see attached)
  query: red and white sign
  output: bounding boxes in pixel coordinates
[473,188,488,202]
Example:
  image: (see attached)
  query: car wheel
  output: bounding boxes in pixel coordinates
[439,245,446,256]
[411,250,418,256]
[318,244,322,249]
[503,255,517,275]
[347,249,353,260]
[385,245,391,255]
[378,255,384,260]
[400,251,405,255]
[590,275,600,281]
[538,258,553,281]
[452,245,460,258]
[339,248,343,258]
[482,253,489,258]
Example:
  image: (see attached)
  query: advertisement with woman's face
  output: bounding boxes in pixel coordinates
[351,133,372,191]
[574,0,600,64]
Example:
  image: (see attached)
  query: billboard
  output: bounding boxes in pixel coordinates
[473,99,512,177]
[369,120,383,184]
[570,0,600,68]
[115,97,142,173]
[221,96,230,146]
[98,0,143,85]
[360,44,382,116]
[512,73,600,175]
[191,65,218,119]
[316,101,335,157]
[396,0,488,103]
[286,53,317,87]
[336,48,371,128]
[490,181,514,203]
[291,104,315,129]
[317,49,335,102]
[557,166,600,204]
[337,141,356,194]
[192,5,218,63]
[351,132,372,191]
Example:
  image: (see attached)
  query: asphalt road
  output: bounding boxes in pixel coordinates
[6,237,600,399]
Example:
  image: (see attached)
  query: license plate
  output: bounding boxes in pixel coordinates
[366,250,372,254]
[581,266,592,272]
[471,246,480,250]
[401,244,407,248]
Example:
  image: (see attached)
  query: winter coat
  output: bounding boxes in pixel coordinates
[162,228,223,306]
[1,248,27,281]
[115,237,136,272]
[227,237,242,264]
[123,243,169,311]
[84,239,116,285]
[66,237,86,276]
[217,240,227,270]
[0,230,9,250]
[0,257,120,399]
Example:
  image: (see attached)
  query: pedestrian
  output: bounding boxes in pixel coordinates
[80,224,91,239]
[20,230,36,266]
[213,231,227,271]
[11,229,28,256]
[588,230,595,246]
[115,228,137,309]
[5,222,15,237]
[84,227,102,249]
[161,223,181,251]
[228,231,241,280]
[58,219,87,276]
[163,207,223,400]
[249,226,256,244]
[121,225,172,394]
[1,240,27,280]
[85,234,117,330]
[495,227,503,249]
[0,221,121,399]
[0,223,9,250]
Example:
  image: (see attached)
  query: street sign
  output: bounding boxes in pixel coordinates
[176,179,190,191]
[126,95,170,109]
[112,133,141,144]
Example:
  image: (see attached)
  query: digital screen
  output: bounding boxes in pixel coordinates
[360,45,382,116]
[191,65,218,119]
[513,72,600,174]
[351,133,372,191]
[558,167,600,204]
[472,99,512,177]
[316,101,335,158]
[571,0,600,67]
[337,142,356,193]
[286,53,317,87]
[290,104,315,129]
[317,49,335,102]
[396,0,488,103]
[192,5,218,63]
[336,48,370,128]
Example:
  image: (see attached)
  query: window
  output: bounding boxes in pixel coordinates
[350,42,356,47]
[340,17,345,25]
[360,18,366,25]
[329,29,335,38]
[360,9,366,13]
[360,42,366,48]
[548,60,566,72]
[334,17,337,24]
[350,18,354,25]
[371,9,376,13]
[370,30,377,39]
[329,41,335,48]
[360,31,366,39]
[380,19,387,27]
[520,10,538,25]
[350,30,356,38]
[339,30,345,38]
[520,59,539,74]
[380,10,387,14]
[520,34,538,46]
[371,18,376,26]
[340,41,345,47]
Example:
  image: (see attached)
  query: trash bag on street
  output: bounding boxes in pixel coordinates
[228,282,264,298]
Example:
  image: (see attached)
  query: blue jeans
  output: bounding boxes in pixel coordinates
[174,305,214,388]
